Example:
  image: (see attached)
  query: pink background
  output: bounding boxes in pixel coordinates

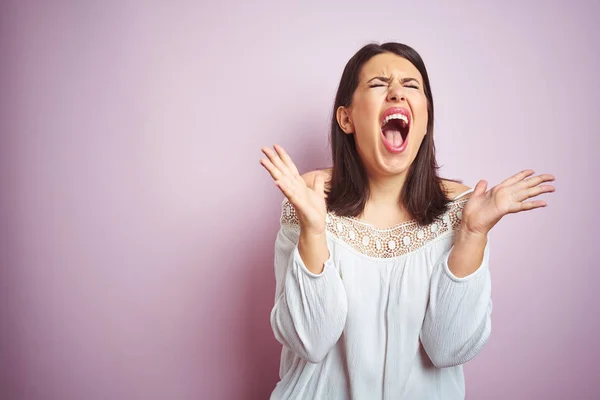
[1,1,598,399]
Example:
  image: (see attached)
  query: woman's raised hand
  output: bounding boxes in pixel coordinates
[260,145,327,235]
[461,169,556,236]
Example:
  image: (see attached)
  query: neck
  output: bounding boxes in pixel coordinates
[357,169,413,228]
[365,171,408,208]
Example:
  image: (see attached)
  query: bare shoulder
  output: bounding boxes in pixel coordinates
[301,168,332,188]
[441,179,472,200]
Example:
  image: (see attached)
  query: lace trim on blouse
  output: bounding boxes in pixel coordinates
[280,198,469,259]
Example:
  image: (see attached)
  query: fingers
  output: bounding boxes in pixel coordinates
[514,173,555,201]
[501,169,535,187]
[512,199,547,213]
[260,157,297,199]
[509,176,554,212]
[259,156,283,181]
[259,145,304,202]
[260,154,293,185]
[261,146,293,179]
[525,184,555,200]
[274,145,300,177]
[521,173,555,189]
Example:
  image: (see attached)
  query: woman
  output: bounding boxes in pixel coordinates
[259,42,555,399]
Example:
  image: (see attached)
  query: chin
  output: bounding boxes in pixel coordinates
[381,160,411,176]
[372,151,413,177]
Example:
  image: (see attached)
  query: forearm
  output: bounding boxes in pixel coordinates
[421,232,492,367]
[271,225,347,363]
[447,225,488,278]
[298,231,330,275]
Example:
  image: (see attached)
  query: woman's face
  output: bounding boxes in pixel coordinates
[337,53,429,178]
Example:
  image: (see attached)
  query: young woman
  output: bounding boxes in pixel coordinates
[259,42,555,399]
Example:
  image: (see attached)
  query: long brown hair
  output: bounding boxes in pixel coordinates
[326,42,453,226]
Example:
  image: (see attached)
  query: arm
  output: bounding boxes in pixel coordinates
[298,230,330,274]
[270,224,348,364]
[259,146,346,363]
[420,229,492,368]
[420,169,555,368]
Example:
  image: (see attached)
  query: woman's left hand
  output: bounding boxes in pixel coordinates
[461,170,556,236]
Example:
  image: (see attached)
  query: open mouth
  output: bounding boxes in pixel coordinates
[381,110,410,152]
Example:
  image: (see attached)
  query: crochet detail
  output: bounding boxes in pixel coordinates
[280,199,469,259]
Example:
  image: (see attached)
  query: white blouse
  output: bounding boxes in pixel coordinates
[269,189,492,400]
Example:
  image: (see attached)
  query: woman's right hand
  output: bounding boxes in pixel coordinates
[260,145,327,236]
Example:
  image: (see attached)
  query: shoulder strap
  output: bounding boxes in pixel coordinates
[453,188,474,200]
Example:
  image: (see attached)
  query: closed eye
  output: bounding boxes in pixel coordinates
[402,77,421,89]
[367,76,391,88]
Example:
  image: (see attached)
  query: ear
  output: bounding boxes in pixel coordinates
[336,106,354,134]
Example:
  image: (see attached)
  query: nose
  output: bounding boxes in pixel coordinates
[387,84,406,103]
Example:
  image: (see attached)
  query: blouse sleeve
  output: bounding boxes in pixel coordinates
[269,220,348,364]
[419,239,493,368]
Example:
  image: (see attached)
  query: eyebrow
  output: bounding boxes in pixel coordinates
[367,76,421,85]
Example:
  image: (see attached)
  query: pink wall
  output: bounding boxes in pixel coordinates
[1,1,598,399]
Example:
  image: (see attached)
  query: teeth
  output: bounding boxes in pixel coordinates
[383,113,409,126]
